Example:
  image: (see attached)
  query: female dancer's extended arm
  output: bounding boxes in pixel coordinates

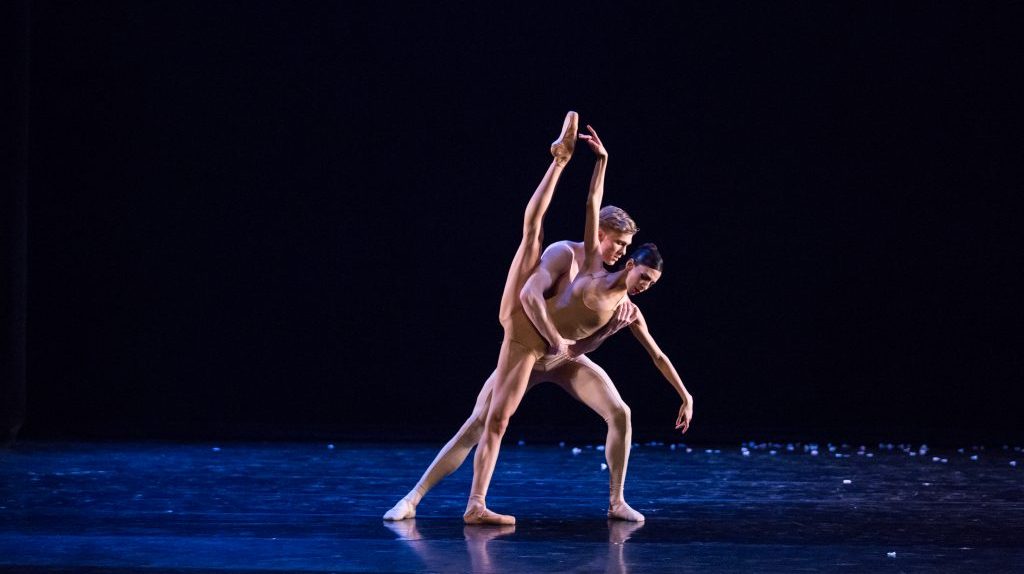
[628,309,695,433]
[579,125,609,274]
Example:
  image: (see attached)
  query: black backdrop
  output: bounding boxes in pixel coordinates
[15,2,1024,444]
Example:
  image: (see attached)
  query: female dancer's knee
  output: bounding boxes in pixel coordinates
[484,412,510,437]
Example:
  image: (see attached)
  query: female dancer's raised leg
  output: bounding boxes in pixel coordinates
[464,112,578,525]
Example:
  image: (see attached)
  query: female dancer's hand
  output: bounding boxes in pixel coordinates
[568,302,638,357]
[609,300,639,334]
[675,397,694,434]
[578,125,608,158]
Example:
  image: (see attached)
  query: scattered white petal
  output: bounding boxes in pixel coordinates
[572,447,582,455]
[517,440,526,446]
[887,552,896,558]
[842,479,851,484]
[559,441,565,448]
[327,444,335,450]
[600,463,608,470]
[597,445,605,451]
[211,447,221,452]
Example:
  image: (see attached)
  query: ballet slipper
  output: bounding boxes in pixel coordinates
[383,497,417,521]
[550,111,579,166]
[607,499,645,522]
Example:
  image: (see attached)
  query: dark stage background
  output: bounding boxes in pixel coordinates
[8,2,1024,444]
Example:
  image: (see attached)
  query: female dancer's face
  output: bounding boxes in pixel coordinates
[598,230,634,266]
[625,261,662,296]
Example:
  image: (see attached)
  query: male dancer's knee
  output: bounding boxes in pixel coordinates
[606,402,632,433]
[459,413,487,447]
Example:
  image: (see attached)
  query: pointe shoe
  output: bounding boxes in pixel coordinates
[550,111,579,166]
[464,501,516,525]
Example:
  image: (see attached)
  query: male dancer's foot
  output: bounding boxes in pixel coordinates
[608,499,645,522]
[550,111,579,167]
[383,496,417,521]
[464,494,516,525]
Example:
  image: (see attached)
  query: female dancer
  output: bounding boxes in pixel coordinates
[463,113,693,524]
[384,206,645,523]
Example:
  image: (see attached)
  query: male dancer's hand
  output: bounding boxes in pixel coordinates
[675,397,694,434]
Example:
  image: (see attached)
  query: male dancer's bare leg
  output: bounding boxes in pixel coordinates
[385,370,560,521]
[464,113,577,525]
[553,356,644,521]
[383,371,496,520]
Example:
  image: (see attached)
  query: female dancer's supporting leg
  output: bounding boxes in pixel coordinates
[463,112,578,525]
[382,370,495,521]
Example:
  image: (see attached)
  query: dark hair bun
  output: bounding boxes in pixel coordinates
[630,243,664,271]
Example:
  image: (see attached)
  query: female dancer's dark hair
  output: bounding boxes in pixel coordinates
[630,243,663,272]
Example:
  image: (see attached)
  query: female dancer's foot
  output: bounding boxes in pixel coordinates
[608,499,645,522]
[383,497,417,521]
[464,495,516,525]
[550,111,579,166]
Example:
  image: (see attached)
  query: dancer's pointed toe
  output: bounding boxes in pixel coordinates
[550,111,579,166]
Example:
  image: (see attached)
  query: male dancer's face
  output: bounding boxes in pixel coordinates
[598,230,634,266]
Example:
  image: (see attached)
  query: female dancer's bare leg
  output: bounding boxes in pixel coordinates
[464,112,578,525]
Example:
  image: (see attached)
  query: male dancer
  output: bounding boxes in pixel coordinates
[384,205,647,522]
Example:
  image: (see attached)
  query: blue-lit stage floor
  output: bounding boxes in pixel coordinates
[1,440,1022,572]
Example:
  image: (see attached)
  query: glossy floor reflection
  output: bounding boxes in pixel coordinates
[1,440,1022,572]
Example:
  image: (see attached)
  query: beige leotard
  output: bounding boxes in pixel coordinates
[508,273,622,363]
